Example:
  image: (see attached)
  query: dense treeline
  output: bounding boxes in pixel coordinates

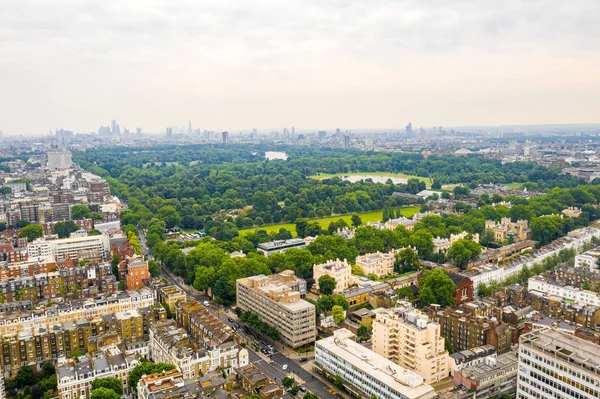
[74,145,585,238]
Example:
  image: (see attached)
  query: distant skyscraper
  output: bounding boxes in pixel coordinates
[405,122,412,135]
[291,127,295,136]
[222,131,229,143]
[187,120,192,135]
[343,134,350,149]
[166,127,173,138]
[136,128,142,136]
[318,130,327,140]
[365,138,374,150]
[111,120,121,136]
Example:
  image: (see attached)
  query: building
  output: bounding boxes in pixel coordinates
[315,329,436,399]
[517,328,600,399]
[237,364,283,399]
[137,369,226,399]
[256,238,306,258]
[236,271,315,348]
[454,351,518,399]
[355,251,395,278]
[449,345,496,376]
[126,260,149,290]
[57,345,140,399]
[222,131,228,143]
[47,150,73,170]
[27,234,110,261]
[485,218,530,242]
[562,206,582,218]
[313,259,352,293]
[175,300,235,347]
[149,319,248,379]
[574,248,600,272]
[373,306,450,384]
[528,275,600,307]
[447,273,474,304]
[159,285,187,311]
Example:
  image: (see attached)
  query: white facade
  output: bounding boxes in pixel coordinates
[316,329,436,399]
[313,259,352,293]
[517,329,600,399]
[28,234,110,261]
[574,249,600,272]
[47,150,73,170]
[528,276,600,307]
[355,251,395,278]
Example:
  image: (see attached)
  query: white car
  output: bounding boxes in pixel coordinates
[282,365,288,371]
[203,301,210,306]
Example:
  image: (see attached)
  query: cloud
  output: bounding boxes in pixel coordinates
[0,0,599,133]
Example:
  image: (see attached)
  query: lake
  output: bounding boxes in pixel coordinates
[265,151,288,160]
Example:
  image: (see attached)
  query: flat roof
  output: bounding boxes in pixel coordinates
[317,329,435,399]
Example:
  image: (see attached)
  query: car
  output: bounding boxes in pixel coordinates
[300,387,307,393]
[228,317,234,323]
[261,348,268,354]
[203,301,210,306]
[282,365,288,371]
[223,307,229,313]
[299,357,308,363]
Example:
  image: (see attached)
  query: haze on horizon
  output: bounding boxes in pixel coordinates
[1,0,599,135]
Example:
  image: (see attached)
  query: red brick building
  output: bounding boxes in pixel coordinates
[447,272,474,304]
[126,260,149,290]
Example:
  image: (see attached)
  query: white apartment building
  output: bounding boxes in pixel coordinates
[47,150,73,170]
[0,288,154,336]
[517,328,600,399]
[355,251,395,278]
[236,271,315,348]
[372,306,450,384]
[57,345,140,399]
[463,226,600,295]
[313,259,352,293]
[315,329,436,399]
[27,234,110,261]
[528,276,600,307]
[574,249,600,272]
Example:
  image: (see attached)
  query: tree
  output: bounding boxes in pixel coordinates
[91,377,123,396]
[409,229,434,258]
[295,218,309,238]
[332,294,349,309]
[397,286,415,302]
[447,239,482,268]
[282,376,295,389]
[290,385,300,395]
[90,387,120,399]
[148,260,161,277]
[118,280,127,291]
[351,214,362,228]
[18,224,43,242]
[111,253,120,277]
[480,228,496,246]
[53,221,80,238]
[71,204,93,220]
[303,393,319,399]
[418,269,456,307]
[317,295,335,312]
[394,247,420,274]
[318,275,336,295]
[333,375,344,390]
[444,338,454,354]
[128,362,176,388]
[158,205,182,229]
[332,305,345,324]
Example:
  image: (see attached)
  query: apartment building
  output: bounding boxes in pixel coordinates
[355,251,395,278]
[57,346,140,399]
[528,275,600,307]
[149,320,248,379]
[237,364,284,399]
[485,218,531,242]
[27,234,110,261]
[236,271,315,348]
[517,329,600,399]
[126,260,149,290]
[373,306,450,384]
[313,259,352,293]
[175,300,234,346]
[0,288,154,336]
[137,369,225,399]
[159,285,187,311]
[454,351,518,399]
[315,329,436,399]
[574,248,600,272]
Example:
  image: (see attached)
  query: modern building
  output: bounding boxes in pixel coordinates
[47,150,73,170]
[27,234,110,261]
[236,271,315,348]
[313,259,352,293]
[256,238,306,258]
[315,329,436,399]
[355,251,395,278]
[454,351,518,399]
[373,306,450,384]
[222,131,229,143]
[517,328,600,399]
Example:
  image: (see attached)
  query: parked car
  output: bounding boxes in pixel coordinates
[299,357,308,363]
[228,317,234,323]
[282,365,288,371]
[203,301,210,306]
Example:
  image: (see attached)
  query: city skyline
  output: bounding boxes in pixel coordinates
[1,0,600,134]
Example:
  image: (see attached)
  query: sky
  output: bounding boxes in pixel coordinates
[1,0,600,134]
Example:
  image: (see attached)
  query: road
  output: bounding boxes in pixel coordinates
[159,266,338,399]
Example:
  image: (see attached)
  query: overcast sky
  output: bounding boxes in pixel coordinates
[1,0,599,134]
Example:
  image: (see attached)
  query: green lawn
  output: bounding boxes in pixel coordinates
[239,206,420,237]
[505,182,525,189]
[310,172,432,188]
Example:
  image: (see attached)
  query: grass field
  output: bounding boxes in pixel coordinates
[310,172,432,188]
[239,206,420,237]
[505,182,525,189]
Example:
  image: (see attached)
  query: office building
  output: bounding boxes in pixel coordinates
[315,329,436,399]
[373,306,450,384]
[517,328,600,398]
[454,351,518,399]
[343,134,350,149]
[222,131,228,143]
[47,150,73,170]
[27,234,110,261]
[355,251,395,278]
[236,271,315,348]
[256,238,306,258]
[166,127,173,138]
[313,259,352,293]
